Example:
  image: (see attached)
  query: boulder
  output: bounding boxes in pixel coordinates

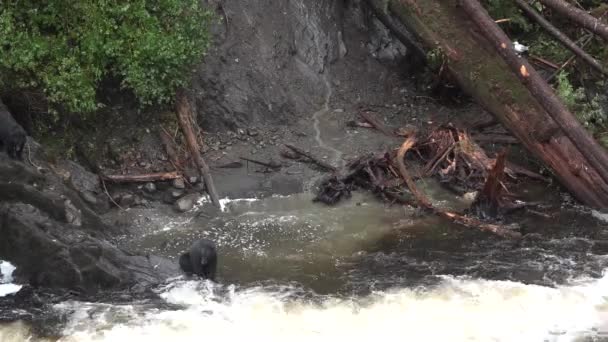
[0,154,178,292]
[174,193,200,213]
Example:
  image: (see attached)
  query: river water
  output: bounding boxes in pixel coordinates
[2,185,608,341]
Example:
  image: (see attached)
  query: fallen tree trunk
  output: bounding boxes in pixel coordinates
[176,92,221,208]
[513,0,607,76]
[537,0,608,42]
[102,171,182,183]
[459,0,608,183]
[375,0,608,208]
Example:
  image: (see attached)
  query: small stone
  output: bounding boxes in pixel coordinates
[119,193,135,207]
[174,194,199,213]
[188,176,198,184]
[237,128,246,135]
[144,182,156,193]
[171,190,184,198]
[334,108,344,113]
[82,191,97,205]
[225,146,232,151]
[247,128,259,137]
[271,135,279,140]
[172,178,186,189]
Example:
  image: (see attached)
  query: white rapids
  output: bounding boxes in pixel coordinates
[3,272,608,342]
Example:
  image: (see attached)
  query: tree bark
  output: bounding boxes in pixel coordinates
[380,0,608,208]
[175,92,221,208]
[102,171,182,183]
[514,0,607,76]
[537,0,608,41]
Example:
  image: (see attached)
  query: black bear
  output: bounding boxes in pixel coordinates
[179,239,217,280]
[0,103,26,160]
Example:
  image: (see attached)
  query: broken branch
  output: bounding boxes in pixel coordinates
[101,171,182,183]
[240,157,282,169]
[537,0,608,41]
[176,92,221,207]
[514,0,608,76]
[284,144,337,172]
[395,135,521,239]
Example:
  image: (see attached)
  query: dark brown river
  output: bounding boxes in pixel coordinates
[2,182,608,341]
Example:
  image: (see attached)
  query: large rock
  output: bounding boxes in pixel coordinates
[174,193,201,213]
[193,0,409,132]
[0,154,178,292]
[194,0,345,131]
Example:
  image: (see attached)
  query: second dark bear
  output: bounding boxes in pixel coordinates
[0,103,26,160]
[179,239,217,281]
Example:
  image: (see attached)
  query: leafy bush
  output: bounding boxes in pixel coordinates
[483,0,534,33]
[0,0,213,113]
[556,71,607,134]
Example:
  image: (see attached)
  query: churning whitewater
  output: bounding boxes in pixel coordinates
[11,270,608,342]
[2,193,608,342]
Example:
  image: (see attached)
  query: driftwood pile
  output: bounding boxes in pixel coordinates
[308,124,546,239]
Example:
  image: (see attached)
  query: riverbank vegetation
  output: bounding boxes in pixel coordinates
[0,0,213,133]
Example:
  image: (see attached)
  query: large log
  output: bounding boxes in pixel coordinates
[374,0,608,208]
[176,92,221,208]
[513,0,607,76]
[537,0,608,42]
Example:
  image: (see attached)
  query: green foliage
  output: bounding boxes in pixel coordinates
[528,33,572,63]
[0,0,213,113]
[556,71,607,134]
[483,0,534,33]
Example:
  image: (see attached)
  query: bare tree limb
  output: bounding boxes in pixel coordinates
[395,135,521,239]
[514,0,607,76]
[537,0,608,41]
[176,92,221,207]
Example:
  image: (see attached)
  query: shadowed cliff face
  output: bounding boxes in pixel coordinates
[193,0,408,131]
[0,152,178,292]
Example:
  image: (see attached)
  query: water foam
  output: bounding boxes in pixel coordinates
[53,272,608,342]
[0,260,21,297]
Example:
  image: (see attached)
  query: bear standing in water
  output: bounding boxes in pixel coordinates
[179,239,217,281]
[0,103,26,160]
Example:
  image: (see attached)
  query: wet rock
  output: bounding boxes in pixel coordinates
[194,182,206,192]
[171,190,184,199]
[174,193,200,213]
[144,182,156,193]
[134,197,149,207]
[118,193,135,207]
[64,199,82,227]
[172,178,185,189]
[0,155,177,291]
[81,191,98,205]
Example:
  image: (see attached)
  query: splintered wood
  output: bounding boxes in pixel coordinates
[314,126,530,239]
